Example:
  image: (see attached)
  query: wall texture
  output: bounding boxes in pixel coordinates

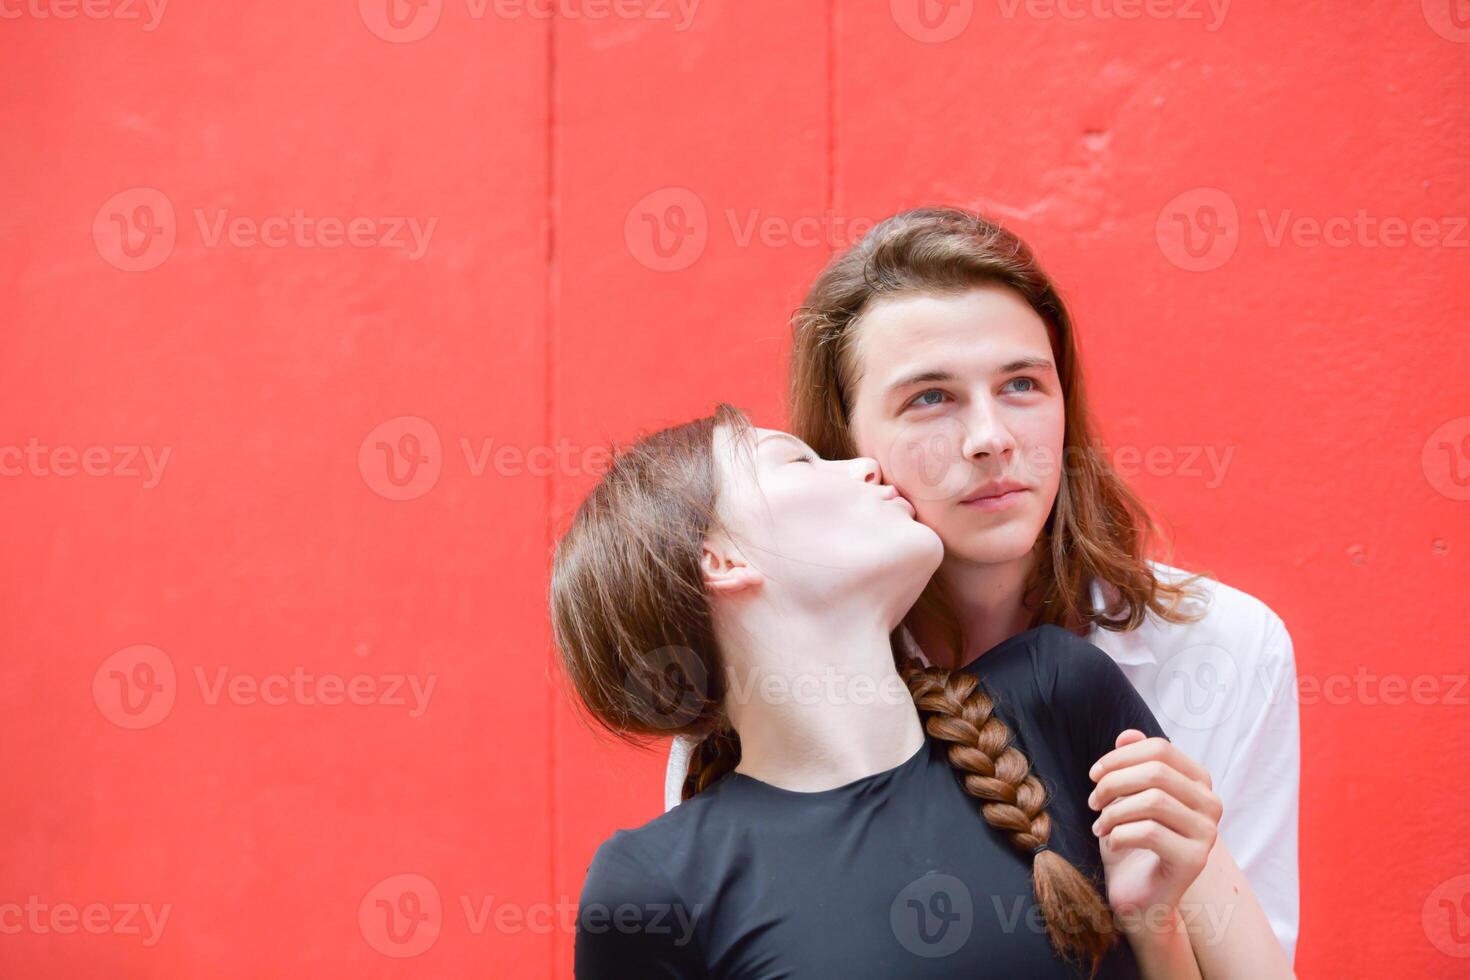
[2,1,1467,977]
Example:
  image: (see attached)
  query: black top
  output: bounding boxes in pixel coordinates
[574,625,1169,979]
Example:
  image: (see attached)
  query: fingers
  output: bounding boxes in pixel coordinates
[1101,818,1214,881]
[1089,735,1214,790]
[1091,785,1218,844]
[1114,728,1148,750]
[1088,758,1224,821]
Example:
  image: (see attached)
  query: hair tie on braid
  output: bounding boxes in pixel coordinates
[1031,843,1051,856]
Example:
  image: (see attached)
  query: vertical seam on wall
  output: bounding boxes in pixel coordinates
[544,10,559,980]
[826,0,837,224]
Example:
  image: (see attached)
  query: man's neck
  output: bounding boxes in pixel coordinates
[930,551,1037,670]
[720,605,925,793]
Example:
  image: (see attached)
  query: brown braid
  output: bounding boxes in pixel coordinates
[681,723,741,802]
[897,655,1116,976]
[675,653,1116,973]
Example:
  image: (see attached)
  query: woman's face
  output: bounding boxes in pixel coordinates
[707,423,943,619]
[843,283,1067,569]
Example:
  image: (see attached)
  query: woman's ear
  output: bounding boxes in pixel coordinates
[700,536,764,595]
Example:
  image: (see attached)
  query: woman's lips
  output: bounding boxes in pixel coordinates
[887,494,916,517]
[959,488,1028,512]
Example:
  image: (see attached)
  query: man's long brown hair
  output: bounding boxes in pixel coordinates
[551,404,1118,973]
[788,206,1203,664]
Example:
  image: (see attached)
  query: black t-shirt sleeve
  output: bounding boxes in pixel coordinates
[574,832,706,979]
[1031,625,1169,773]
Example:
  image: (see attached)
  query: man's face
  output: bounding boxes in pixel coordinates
[845,284,1066,569]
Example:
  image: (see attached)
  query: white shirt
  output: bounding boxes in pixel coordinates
[662,562,1300,962]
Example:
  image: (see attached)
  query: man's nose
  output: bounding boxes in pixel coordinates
[961,401,1017,460]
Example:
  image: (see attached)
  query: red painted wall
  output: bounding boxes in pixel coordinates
[3,1,1467,977]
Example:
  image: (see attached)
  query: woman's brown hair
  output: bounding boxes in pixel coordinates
[551,404,1117,974]
[789,206,1203,665]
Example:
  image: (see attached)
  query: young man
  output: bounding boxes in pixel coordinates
[664,208,1300,962]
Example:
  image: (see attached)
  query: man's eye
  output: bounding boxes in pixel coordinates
[792,453,815,463]
[908,389,948,409]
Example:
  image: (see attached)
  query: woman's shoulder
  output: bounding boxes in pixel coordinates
[584,777,735,900]
[581,796,706,912]
[594,780,715,854]
[577,806,713,973]
[966,624,1120,699]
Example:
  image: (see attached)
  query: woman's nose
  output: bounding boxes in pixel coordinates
[847,456,882,483]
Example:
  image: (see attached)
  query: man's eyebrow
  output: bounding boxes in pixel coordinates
[999,356,1057,375]
[886,358,1057,393]
[886,369,959,392]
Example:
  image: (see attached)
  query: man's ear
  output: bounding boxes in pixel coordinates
[700,535,764,596]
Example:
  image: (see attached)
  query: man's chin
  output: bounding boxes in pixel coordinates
[939,526,1041,569]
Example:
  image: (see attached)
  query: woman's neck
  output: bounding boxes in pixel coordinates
[720,607,925,793]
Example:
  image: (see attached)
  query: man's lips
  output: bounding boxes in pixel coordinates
[958,484,1030,511]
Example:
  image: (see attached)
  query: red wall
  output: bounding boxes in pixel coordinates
[3,1,1467,977]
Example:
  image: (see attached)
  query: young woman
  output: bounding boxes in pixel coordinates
[664,208,1300,962]
[552,405,1292,978]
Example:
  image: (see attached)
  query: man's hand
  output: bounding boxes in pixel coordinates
[1089,729,1223,917]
